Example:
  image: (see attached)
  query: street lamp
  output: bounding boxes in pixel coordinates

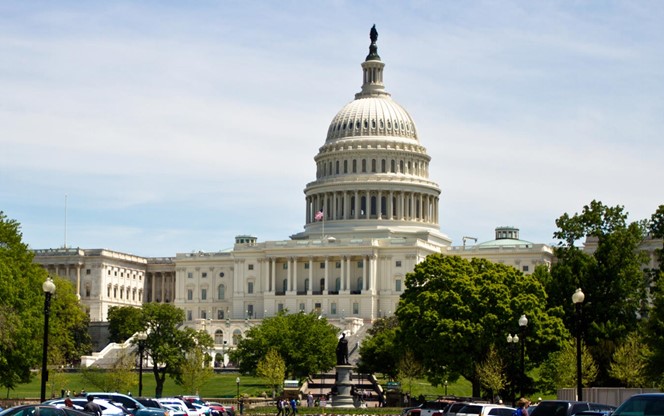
[572,288,585,401]
[518,314,528,397]
[136,332,148,397]
[506,333,519,402]
[236,377,241,414]
[41,277,56,402]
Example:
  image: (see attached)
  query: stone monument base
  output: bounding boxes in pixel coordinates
[331,364,356,408]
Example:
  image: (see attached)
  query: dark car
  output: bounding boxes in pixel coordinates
[530,401,616,416]
[611,393,664,416]
[0,404,90,416]
[86,393,166,416]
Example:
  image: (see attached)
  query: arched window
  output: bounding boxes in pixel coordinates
[215,329,224,345]
[343,160,348,173]
[218,284,225,300]
[335,277,341,291]
[362,159,367,173]
[232,329,242,346]
[304,278,310,292]
[319,278,325,291]
[282,278,288,292]
[371,159,376,172]
[352,160,357,173]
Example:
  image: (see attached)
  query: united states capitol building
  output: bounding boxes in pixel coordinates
[32,28,555,359]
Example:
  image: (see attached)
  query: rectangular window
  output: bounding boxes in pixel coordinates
[187,289,193,300]
[299,303,305,312]
[304,263,310,269]
[86,269,91,275]
[331,303,337,315]
[217,310,224,320]
[358,261,364,268]
[248,282,254,294]
[522,265,529,272]
[396,279,402,292]
[201,288,207,300]
[187,310,193,321]
[248,264,254,271]
[320,262,325,269]
[352,302,359,315]
[335,261,341,269]
[396,260,402,267]
[187,272,193,279]
[278,303,284,312]
[283,263,288,269]
[202,272,207,278]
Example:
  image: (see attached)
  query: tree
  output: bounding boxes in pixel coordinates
[0,212,47,391]
[549,200,649,385]
[136,303,214,398]
[396,254,567,397]
[609,331,650,387]
[177,344,214,395]
[256,348,286,398]
[538,340,597,394]
[397,350,423,405]
[231,312,338,379]
[357,316,400,379]
[48,276,92,365]
[475,345,506,401]
[643,277,664,387]
[108,306,143,343]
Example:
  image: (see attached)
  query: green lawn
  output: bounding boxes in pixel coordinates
[2,372,471,401]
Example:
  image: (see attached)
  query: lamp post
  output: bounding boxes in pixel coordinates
[572,288,585,401]
[236,377,241,414]
[136,332,148,397]
[518,314,528,398]
[507,333,519,402]
[40,277,56,402]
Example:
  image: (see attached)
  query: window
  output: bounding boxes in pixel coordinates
[278,303,284,312]
[282,279,288,292]
[335,277,341,291]
[247,282,254,294]
[299,303,305,312]
[396,279,402,292]
[219,272,225,277]
[358,260,364,268]
[304,263,310,269]
[202,272,207,278]
[85,285,91,297]
[304,278,310,292]
[187,272,193,279]
[215,330,224,345]
[522,265,529,272]
[217,309,224,319]
[86,269,91,275]
[248,264,254,271]
[396,260,402,267]
[232,329,242,346]
[320,262,325,269]
[247,305,254,318]
[218,284,225,300]
[283,263,288,269]
[335,261,341,269]
[187,289,193,300]
[353,302,359,314]
[187,310,193,321]
[331,303,337,315]
[362,159,367,172]
[201,288,207,300]
[352,159,357,173]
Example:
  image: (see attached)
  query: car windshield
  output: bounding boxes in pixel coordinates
[613,396,664,416]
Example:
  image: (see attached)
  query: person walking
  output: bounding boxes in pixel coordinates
[83,395,102,416]
[276,398,284,416]
[513,398,531,416]
[289,398,298,416]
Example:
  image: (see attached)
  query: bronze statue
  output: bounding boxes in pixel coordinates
[366,25,380,61]
[336,332,349,365]
[370,24,378,44]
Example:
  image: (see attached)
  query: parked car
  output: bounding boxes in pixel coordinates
[0,404,90,416]
[447,402,474,416]
[135,399,169,416]
[456,404,517,416]
[43,398,129,416]
[203,402,233,416]
[530,401,616,416]
[612,393,664,416]
[157,399,197,416]
[86,393,167,416]
[158,405,186,416]
[420,401,455,416]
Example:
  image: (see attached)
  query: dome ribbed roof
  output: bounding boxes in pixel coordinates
[325,96,418,142]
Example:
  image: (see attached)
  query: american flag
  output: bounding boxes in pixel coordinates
[315,210,324,221]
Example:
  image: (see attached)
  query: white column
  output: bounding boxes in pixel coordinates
[271,258,276,293]
[324,257,329,295]
[362,256,368,292]
[308,258,313,295]
[346,256,351,291]
[370,254,378,293]
[291,257,297,293]
[340,255,345,291]
[377,191,383,219]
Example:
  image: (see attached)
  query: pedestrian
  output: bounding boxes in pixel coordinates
[289,398,298,416]
[64,398,74,408]
[282,399,290,416]
[83,395,102,416]
[513,398,530,416]
[276,398,284,416]
[307,393,313,408]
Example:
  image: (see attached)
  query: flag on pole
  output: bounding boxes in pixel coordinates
[315,210,324,221]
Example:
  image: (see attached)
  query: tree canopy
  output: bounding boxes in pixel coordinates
[230,311,338,379]
[396,254,567,397]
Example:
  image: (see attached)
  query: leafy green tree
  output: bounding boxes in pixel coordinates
[48,276,92,365]
[609,331,650,387]
[549,200,649,385]
[397,350,423,405]
[476,345,506,401]
[231,312,338,379]
[396,254,567,397]
[538,340,597,394]
[108,306,143,343]
[644,277,664,387]
[256,348,286,398]
[357,316,400,379]
[0,213,60,391]
[138,303,214,398]
[177,344,214,395]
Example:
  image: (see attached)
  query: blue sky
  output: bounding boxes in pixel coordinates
[2,1,663,257]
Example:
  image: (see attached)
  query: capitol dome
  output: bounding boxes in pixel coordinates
[292,26,450,246]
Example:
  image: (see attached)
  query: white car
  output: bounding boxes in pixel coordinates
[157,399,197,416]
[44,398,130,416]
[456,404,517,416]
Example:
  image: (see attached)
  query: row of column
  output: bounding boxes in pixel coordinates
[306,190,439,224]
[43,263,83,297]
[147,271,175,303]
[261,255,378,295]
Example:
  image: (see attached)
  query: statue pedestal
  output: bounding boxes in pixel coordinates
[331,364,356,408]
